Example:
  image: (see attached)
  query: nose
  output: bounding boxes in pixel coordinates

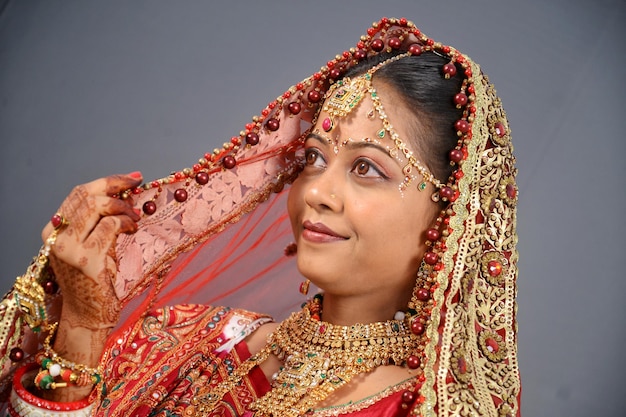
[303,165,344,213]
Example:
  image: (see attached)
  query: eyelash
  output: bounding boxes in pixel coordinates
[303,148,389,180]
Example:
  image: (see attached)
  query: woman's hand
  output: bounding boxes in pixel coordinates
[42,172,143,330]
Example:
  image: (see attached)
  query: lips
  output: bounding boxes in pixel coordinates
[302,220,347,243]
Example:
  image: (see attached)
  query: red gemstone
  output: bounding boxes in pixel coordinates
[388,36,401,49]
[424,251,438,265]
[246,132,260,145]
[408,43,423,56]
[407,355,421,369]
[142,201,157,215]
[401,389,415,403]
[9,347,24,362]
[288,102,301,115]
[449,149,464,163]
[416,288,430,302]
[426,228,440,241]
[308,90,322,103]
[43,280,58,294]
[506,183,517,199]
[443,63,457,77]
[495,122,507,137]
[195,172,209,185]
[322,117,332,132]
[487,260,503,277]
[455,120,470,133]
[454,93,468,106]
[411,320,425,335]
[174,189,188,202]
[266,118,280,131]
[486,337,499,353]
[223,156,237,169]
[51,214,63,228]
[457,356,467,374]
[319,324,326,334]
[371,39,384,52]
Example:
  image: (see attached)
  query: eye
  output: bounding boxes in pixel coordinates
[304,148,326,168]
[351,158,387,179]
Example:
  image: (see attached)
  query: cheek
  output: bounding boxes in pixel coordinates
[287,179,305,229]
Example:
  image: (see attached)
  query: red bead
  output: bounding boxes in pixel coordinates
[261,108,270,117]
[455,120,470,133]
[442,45,451,54]
[411,320,425,335]
[142,201,157,215]
[296,83,304,90]
[401,389,415,404]
[326,60,335,69]
[424,251,438,265]
[407,355,421,369]
[495,122,507,137]
[449,149,464,163]
[399,17,408,26]
[223,156,237,169]
[354,49,367,61]
[288,102,301,115]
[408,43,423,56]
[453,169,464,180]
[426,228,440,241]
[43,280,58,294]
[174,171,184,180]
[50,214,63,228]
[468,84,475,94]
[381,17,389,25]
[9,347,24,362]
[343,51,351,59]
[329,68,341,79]
[442,63,457,78]
[357,41,365,49]
[174,189,188,202]
[451,190,460,202]
[454,93,468,106]
[283,91,291,99]
[439,186,454,200]
[313,72,322,81]
[308,90,322,103]
[371,39,384,52]
[266,118,280,131]
[487,260,503,277]
[416,288,430,301]
[246,132,260,145]
[388,36,402,49]
[195,172,209,185]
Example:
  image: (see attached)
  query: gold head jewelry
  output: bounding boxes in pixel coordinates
[322,53,442,191]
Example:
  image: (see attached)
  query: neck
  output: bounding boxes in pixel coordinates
[320,292,407,325]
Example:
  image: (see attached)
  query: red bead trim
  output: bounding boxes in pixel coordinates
[12,363,93,411]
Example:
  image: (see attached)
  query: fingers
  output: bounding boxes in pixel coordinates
[42,172,142,241]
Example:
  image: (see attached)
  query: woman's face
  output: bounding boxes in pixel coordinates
[287,82,437,310]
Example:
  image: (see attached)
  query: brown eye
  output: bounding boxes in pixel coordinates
[356,161,370,175]
[306,150,318,165]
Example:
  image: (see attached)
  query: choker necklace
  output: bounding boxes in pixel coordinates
[194,295,420,417]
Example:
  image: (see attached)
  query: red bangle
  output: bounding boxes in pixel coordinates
[12,362,94,411]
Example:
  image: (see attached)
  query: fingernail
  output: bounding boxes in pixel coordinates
[128,171,142,179]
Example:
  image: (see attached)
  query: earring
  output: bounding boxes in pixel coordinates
[299,279,311,295]
[284,242,297,257]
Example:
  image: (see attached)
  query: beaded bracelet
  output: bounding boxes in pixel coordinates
[9,362,95,417]
[35,322,102,390]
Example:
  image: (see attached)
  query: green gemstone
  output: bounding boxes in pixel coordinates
[418,182,427,191]
[377,129,385,138]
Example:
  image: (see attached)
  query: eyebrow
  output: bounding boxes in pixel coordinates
[307,132,392,157]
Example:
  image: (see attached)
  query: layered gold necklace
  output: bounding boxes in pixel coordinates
[193,296,419,417]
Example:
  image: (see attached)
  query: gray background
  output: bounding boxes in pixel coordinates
[1,1,624,416]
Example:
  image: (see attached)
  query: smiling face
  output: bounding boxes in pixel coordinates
[287,81,438,315]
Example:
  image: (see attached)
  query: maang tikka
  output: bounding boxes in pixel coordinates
[321,53,443,192]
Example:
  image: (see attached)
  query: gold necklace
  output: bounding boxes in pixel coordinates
[193,297,419,417]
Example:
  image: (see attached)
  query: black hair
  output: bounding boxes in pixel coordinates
[344,51,464,183]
